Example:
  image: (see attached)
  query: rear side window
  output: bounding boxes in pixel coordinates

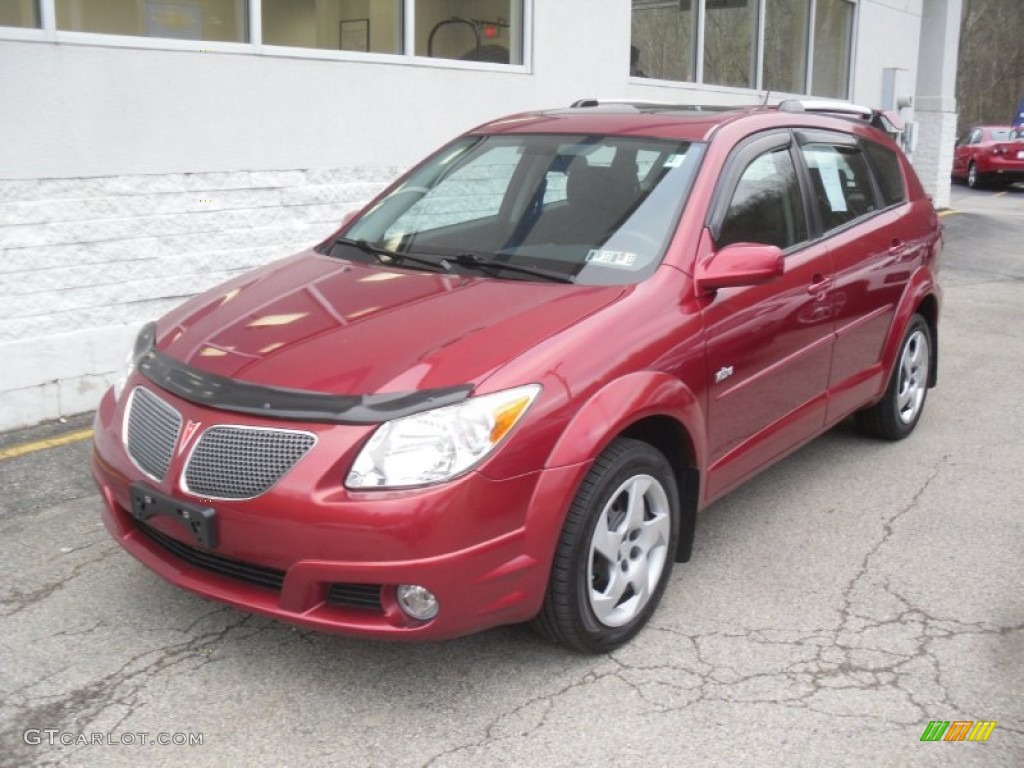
[718,148,808,250]
[863,140,906,207]
[799,143,877,232]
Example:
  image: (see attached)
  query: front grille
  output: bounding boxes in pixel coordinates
[125,387,182,481]
[137,520,284,591]
[137,522,384,612]
[183,426,315,500]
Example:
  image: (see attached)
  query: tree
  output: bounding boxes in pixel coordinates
[956,0,1024,135]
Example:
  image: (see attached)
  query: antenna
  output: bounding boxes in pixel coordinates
[762,90,772,106]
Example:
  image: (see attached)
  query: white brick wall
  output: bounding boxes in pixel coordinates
[912,110,959,210]
[0,168,396,431]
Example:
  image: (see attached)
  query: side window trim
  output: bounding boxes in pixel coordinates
[710,130,811,254]
[706,130,793,244]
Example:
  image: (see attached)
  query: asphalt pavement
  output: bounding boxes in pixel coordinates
[0,183,1021,767]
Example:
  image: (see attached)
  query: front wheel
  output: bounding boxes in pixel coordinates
[855,314,932,440]
[532,438,679,653]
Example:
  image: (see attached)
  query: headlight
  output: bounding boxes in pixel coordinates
[346,384,541,489]
[113,321,156,401]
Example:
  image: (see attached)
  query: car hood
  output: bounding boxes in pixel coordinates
[156,251,624,395]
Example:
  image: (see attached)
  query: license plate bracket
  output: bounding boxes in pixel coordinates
[130,484,218,549]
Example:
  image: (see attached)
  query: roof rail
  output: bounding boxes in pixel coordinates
[570,98,686,109]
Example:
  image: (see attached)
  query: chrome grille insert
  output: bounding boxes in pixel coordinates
[183,426,316,500]
[125,387,182,481]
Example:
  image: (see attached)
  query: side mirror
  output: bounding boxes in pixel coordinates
[696,243,785,293]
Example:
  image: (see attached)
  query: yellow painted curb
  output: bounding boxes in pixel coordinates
[0,428,94,461]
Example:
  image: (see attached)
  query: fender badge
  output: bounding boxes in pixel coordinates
[715,366,734,384]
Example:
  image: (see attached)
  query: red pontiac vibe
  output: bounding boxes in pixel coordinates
[92,100,942,652]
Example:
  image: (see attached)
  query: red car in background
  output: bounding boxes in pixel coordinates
[951,125,1024,188]
[92,100,942,652]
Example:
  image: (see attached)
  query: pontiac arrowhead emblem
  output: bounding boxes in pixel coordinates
[178,420,202,455]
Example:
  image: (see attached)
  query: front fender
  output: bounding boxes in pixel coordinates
[545,371,706,470]
[517,373,707,590]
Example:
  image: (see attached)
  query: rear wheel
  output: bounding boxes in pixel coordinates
[532,438,679,653]
[855,314,932,440]
[967,161,981,189]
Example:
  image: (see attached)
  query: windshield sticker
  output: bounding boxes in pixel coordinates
[586,249,637,267]
[664,154,685,168]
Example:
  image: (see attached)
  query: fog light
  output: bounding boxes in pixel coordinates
[396,584,439,621]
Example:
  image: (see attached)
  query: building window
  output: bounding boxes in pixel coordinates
[31,1,530,68]
[415,0,522,64]
[630,0,851,99]
[55,0,248,42]
[811,0,853,98]
[0,0,39,28]
[763,0,809,94]
[630,0,696,82]
[704,0,758,89]
[262,1,402,53]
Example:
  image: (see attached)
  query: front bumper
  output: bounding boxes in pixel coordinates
[92,382,580,640]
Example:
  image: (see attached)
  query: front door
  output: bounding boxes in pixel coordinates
[702,133,834,501]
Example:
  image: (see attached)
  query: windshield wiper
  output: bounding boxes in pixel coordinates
[450,252,575,284]
[330,237,452,274]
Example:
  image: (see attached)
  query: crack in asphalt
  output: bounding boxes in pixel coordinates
[0,544,119,618]
[1,609,255,768]
[414,453,1023,766]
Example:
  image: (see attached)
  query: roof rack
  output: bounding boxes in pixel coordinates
[566,97,903,132]
[568,98,735,112]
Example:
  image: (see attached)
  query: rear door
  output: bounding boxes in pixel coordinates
[794,131,918,422]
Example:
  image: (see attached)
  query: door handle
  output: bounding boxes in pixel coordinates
[888,238,907,256]
[807,274,832,300]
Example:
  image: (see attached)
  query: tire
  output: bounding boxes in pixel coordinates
[967,161,981,189]
[855,314,932,440]
[532,438,680,653]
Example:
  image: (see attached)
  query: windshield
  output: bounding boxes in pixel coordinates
[328,134,704,285]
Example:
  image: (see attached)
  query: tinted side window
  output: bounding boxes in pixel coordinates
[863,141,906,207]
[718,148,808,250]
[799,143,877,232]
